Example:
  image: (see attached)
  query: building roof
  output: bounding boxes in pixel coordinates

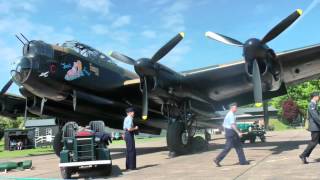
[215,106,278,117]
[25,119,56,127]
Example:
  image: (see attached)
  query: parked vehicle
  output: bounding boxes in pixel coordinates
[237,121,266,143]
[59,121,112,179]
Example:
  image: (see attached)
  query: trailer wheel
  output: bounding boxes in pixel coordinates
[53,130,63,157]
[60,167,72,179]
[249,136,256,143]
[97,164,112,176]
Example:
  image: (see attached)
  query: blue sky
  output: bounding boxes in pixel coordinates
[1,0,320,94]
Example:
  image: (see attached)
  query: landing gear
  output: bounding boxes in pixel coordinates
[165,101,195,157]
[167,120,191,156]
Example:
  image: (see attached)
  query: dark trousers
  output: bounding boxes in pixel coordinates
[216,128,247,164]
[125,131,136,170]
[301,131,320,157]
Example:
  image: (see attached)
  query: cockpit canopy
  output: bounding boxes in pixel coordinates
[62,41,113,63]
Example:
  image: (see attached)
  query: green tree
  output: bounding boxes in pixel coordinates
[0,116,25,129]
[271,79,320,119]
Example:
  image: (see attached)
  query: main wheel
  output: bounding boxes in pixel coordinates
[60,167,72,179]
[53,130,63,157]
[166,120,191,155]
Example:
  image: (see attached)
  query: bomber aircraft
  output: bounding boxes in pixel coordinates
[1,9,320,156]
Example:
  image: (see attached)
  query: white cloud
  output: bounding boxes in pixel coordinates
[75,0,112,15]
[111,15,131,28]
[141,30,156,39]
[161,42,191,68]
[157,0,193,32]
[0,0,37,14]
[91,24,109,35]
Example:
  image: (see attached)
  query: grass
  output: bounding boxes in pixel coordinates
[269,118,297,131]
[0,137,164,159]
[0,140,53,159]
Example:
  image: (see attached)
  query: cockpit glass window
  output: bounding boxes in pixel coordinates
[62,41,113,63]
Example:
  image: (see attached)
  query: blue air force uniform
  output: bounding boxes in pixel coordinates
[215,111,247,165]
[123,115,136,170]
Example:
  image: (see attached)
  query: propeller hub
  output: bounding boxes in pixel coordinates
[243,38,267,61]
[134,58,156,77]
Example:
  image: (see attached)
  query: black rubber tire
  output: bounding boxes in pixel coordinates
[97,164,112,176]
[205,131,211,142]
[166,120,191,155]
[53,130,63,157]
[260,135,266,142]
[60,167,72,179]
[249,136,256,143]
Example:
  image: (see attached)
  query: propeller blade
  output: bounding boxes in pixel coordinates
[0,79,13,95]
[205,31,243,47]
[24,98,28,121]
[151,32,185,63]
[252,60,263,103]
[261,9,303,44]
[109,51,136,65]
[142,77,148,120]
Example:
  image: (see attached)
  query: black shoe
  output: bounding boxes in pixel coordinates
[299,155,308,164]
[240,161,250,165]
[213,159,221,167]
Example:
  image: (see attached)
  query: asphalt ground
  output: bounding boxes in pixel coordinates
[1,129,320,180]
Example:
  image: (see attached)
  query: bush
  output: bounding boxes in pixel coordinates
[282,99,300,123]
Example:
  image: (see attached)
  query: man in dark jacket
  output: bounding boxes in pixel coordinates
[299,92,320,164]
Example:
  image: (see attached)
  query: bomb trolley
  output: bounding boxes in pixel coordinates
[59,121,112,179]
[237,121,266,143]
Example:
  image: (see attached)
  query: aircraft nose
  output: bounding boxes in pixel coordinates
[11,56,32,84]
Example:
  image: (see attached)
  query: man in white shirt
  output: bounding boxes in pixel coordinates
[214,102,248,167]
[123,107,139,170]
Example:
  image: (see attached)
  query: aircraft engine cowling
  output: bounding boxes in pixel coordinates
[110,32,185,119]
[205,9,302,103]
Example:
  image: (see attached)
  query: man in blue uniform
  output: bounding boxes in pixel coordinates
[214,102,248,167]
[123,107,138,170]
[299,92,320,164]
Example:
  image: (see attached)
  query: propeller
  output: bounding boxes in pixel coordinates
[142,77,148,120]
[205,9,303,103]
[109,32,185,120]
[252,60,262,103]
[0,79,13,95]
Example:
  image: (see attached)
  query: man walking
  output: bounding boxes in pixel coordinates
[123,107,138,170]
[214,102,248,167]
[300,92,320,164]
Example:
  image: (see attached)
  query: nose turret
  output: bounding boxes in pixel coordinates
[11,56,32,84]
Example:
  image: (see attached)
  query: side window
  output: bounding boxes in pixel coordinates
[46,128,52,136]
[35,128,39,137]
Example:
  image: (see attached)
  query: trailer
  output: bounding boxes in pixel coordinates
[59,121,112,179]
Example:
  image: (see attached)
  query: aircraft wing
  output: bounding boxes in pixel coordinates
[0,93,26,118]
[182,44,320,108]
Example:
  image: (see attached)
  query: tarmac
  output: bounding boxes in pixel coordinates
[1,129,320,180]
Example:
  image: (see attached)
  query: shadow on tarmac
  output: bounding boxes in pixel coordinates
[243,140,309,154]
[73,137,310,179]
